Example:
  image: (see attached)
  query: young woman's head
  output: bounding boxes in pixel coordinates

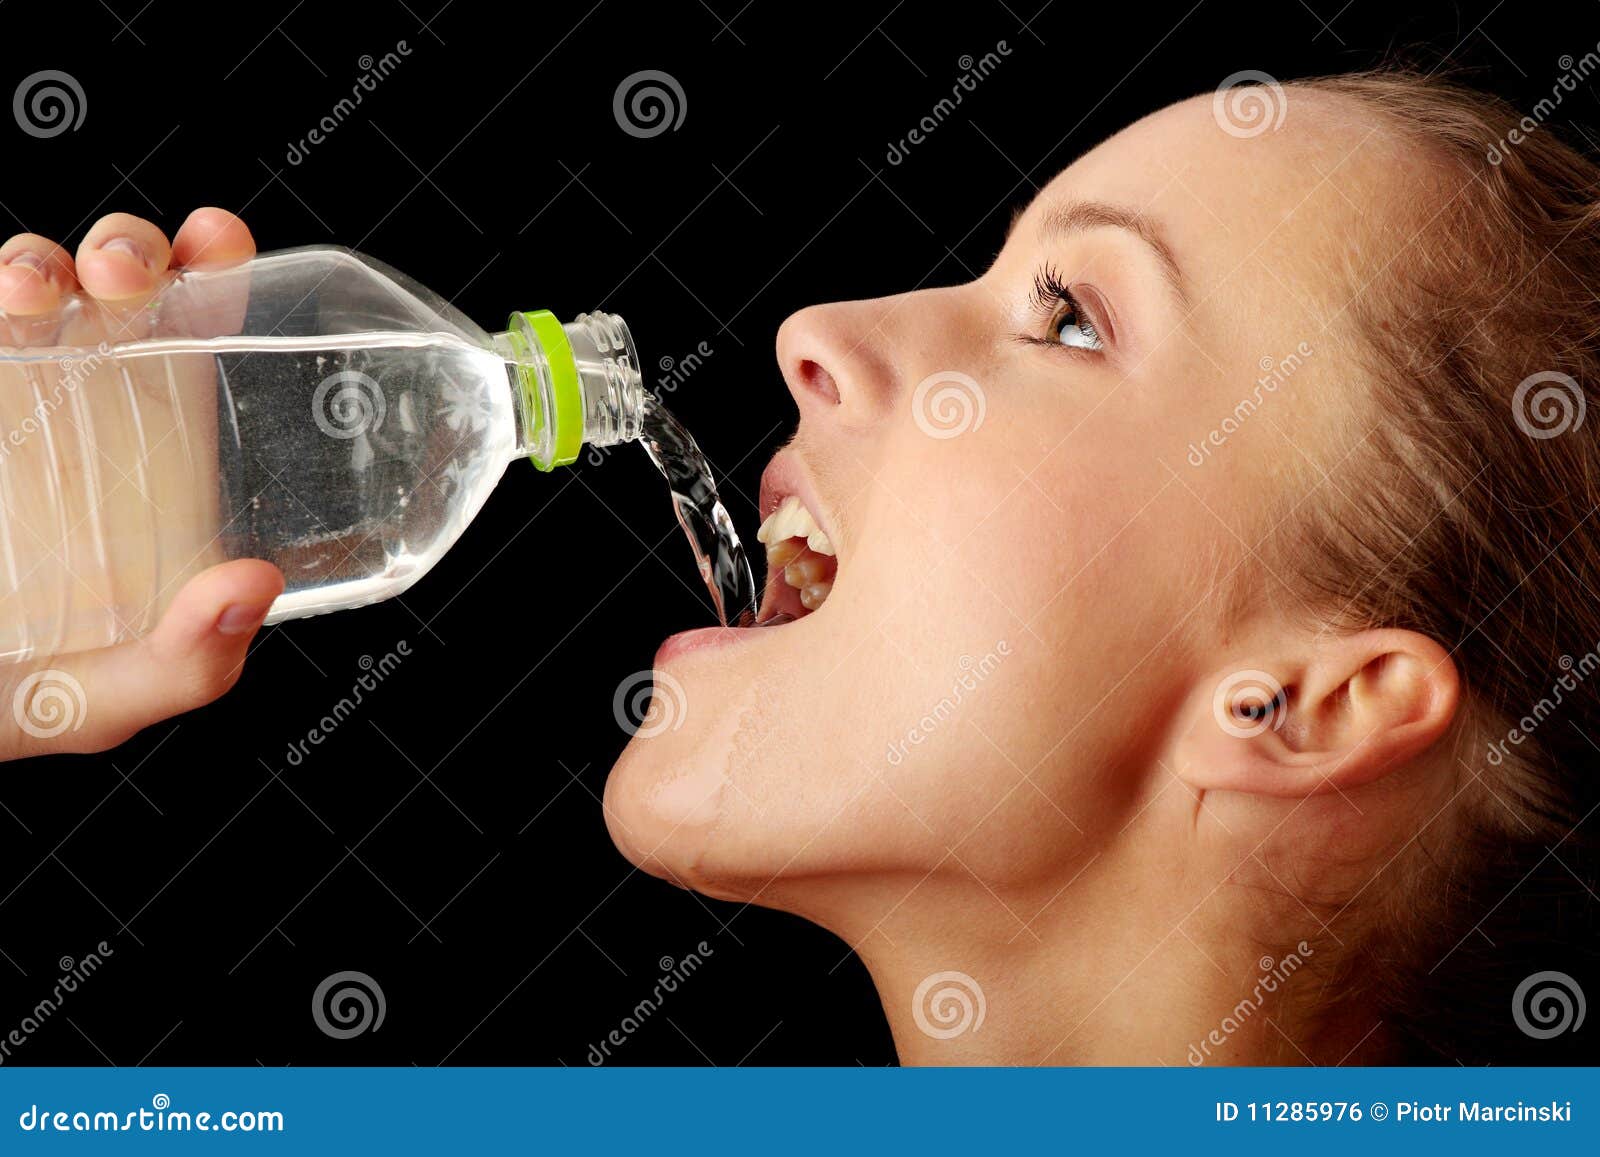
[604,70,1599,1065]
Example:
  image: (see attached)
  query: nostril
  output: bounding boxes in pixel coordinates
[796,358,841,404]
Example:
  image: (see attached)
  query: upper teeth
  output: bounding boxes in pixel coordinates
[757,495,834,556]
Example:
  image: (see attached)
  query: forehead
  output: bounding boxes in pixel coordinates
[1018,91,1416,318]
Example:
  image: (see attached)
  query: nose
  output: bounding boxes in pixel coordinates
[775,297,903,427]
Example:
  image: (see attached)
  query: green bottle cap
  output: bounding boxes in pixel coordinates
[506,309,583,471]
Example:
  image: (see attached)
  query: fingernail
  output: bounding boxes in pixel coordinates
[100,237,148,267]
[4,251,45,270]
[216,602,271,635]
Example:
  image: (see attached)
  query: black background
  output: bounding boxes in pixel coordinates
[0,0,1591,1066]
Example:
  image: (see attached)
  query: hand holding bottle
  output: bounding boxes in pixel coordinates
[0,206,667,757]
[0,208,282,758]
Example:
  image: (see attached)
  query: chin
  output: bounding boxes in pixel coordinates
[602,726,748,896]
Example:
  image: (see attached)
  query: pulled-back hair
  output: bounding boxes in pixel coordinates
[1270,70,1600,1063]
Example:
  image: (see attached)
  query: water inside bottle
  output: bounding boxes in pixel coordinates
[0,326,760,661]
[638,396,759,628]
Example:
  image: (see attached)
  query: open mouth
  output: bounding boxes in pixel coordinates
[751,451,838,625]
[653,452,837,662]
[756,494,838,622]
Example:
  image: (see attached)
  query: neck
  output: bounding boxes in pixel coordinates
[776,868,1389,1066]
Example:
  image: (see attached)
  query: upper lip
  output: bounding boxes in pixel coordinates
[758,449,838,559]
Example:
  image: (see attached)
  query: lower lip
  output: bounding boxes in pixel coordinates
[654,625,768,664]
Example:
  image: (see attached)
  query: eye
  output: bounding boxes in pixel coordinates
[1048,291,1102,351]
[1029,264,1105,352]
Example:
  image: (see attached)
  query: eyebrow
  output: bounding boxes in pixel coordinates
[1007,199,1190,308]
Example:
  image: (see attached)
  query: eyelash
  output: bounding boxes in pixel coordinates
[1023,263,1104,353]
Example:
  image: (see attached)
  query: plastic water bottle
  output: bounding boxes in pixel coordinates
[0,246,645,662]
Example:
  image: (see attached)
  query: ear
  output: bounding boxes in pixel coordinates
[1177,629,1460,798]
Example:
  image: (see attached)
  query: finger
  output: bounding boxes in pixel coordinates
[17,559,284,755]
[171,207,254,269]
[170,207,255,337]
[74,212,173,304]
[0,235,76,310]
[0,235,77,314]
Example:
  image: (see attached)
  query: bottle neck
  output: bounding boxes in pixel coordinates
[494,309,645,471]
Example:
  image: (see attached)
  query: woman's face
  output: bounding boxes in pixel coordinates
[605,91,1400,915]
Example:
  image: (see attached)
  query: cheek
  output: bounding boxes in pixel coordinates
[853,418,1206,860]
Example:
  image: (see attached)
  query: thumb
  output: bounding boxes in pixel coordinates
[6,560,284,757]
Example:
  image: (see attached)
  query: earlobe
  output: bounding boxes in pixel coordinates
[1177,629,1460,799]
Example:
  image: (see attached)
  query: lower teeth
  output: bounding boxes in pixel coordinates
[800,582,832,611]
[765,536,836,616]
